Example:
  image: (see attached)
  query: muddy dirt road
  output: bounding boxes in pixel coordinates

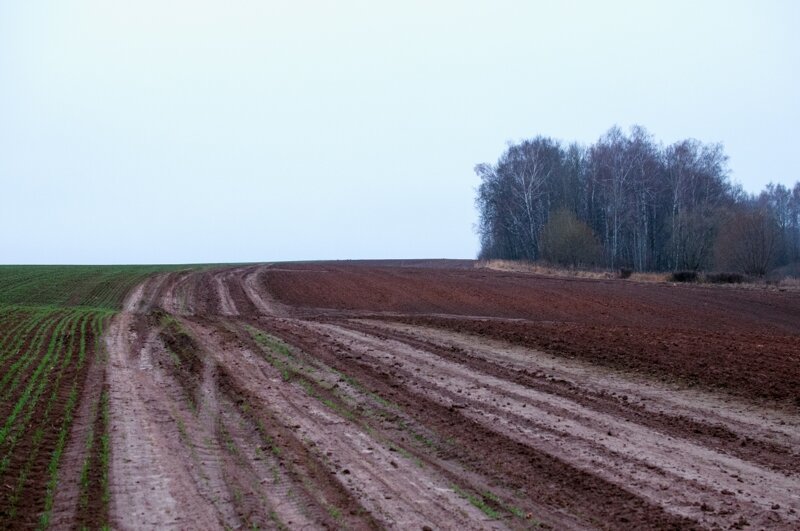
[103,263,800,529]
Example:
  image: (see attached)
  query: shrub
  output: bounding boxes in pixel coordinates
[618,267,633,279]
[713,207,779,276]
[705,272,744,284]
[539,208,603,267]
[670,270,698,282]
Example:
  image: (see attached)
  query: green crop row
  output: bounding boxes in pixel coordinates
[0,311,79,472]
[4,312,85,520]
[0,306,112,528]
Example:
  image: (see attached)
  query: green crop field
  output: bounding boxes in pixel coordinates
[0,265,196,528]
[0,265,195,310]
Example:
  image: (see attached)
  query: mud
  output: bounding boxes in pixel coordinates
[99,262,800,530]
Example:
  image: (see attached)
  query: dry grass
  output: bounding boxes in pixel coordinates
[476,260,800,292]
[777,277,800,290]
[477,260,614,280]
[629,272,669,283]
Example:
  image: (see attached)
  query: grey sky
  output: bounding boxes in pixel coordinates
[1,1,798,264]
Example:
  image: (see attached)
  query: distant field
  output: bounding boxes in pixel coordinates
[0,265,196,310]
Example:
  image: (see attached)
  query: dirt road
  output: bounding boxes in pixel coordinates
[103,263,800,529]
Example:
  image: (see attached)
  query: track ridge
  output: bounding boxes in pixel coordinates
[94,264,800,530]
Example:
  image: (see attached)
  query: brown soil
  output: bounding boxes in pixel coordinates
[264,264,800,404]
[98,262,800,530]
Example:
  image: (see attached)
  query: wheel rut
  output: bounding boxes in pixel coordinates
[96,264,800,530]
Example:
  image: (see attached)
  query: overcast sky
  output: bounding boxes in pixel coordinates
[1,1,798,264]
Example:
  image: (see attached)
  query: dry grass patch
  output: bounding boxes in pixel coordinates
[476,260,614,280]
[629,272,669,283]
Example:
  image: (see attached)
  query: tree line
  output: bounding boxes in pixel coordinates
[475,125,800,276]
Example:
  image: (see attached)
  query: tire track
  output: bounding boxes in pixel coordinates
[348,319,800,473]
[186,319,497,530]
[303,320,800,529]
[105,304,228,528]
[97,264,800,530]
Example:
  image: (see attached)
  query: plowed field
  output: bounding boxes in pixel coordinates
[104,263,800,529]
[4,262,799,529]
